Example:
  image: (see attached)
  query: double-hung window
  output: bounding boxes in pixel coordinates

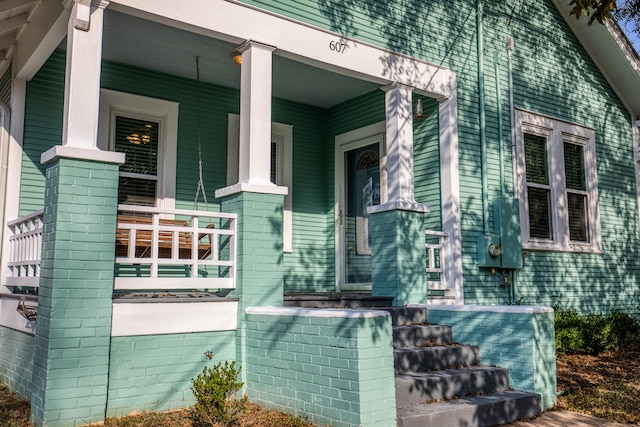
[98,89,178,209]
[515,110,601,252]
[226,114,293,253]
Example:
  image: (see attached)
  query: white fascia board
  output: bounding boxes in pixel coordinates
[15,0,68,80]
[108,0,455,99]
[111,300,238,336]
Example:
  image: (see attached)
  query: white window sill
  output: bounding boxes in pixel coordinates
[523,242,603,254]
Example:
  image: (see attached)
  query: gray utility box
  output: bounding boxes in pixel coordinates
[477,197,523,269]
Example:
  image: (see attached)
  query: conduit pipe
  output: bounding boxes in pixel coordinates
[493,51,505,197]
[477,0,489,235]
[506,36,519,304]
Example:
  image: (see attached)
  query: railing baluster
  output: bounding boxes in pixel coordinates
[5,209,44,287]
[113,205,238,290]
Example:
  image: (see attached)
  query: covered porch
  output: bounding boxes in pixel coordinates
[0,1,463,425]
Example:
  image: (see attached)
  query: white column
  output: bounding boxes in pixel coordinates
[239,41,275,186]
[439,90,464,304]
[215,40,287,198]
[62,0,107,150]
[41,0,123,165]
[369,82,427,213]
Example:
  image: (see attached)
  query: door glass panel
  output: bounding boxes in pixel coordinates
[345,143,380,286]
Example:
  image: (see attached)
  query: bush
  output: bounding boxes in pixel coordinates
[555,306,640,355]
[191,361,248,427]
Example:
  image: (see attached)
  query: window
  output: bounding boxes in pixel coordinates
[515,110,601,252]
[226,114,293,253]
[98,89,178,209]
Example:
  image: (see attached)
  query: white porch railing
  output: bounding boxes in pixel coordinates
[425,230,447,290]
[114,205,237,291]
[5,209,44,287]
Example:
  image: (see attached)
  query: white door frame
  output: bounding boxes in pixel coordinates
[334,121,386,292]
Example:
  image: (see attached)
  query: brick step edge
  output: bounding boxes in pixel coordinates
[397,391,542,427]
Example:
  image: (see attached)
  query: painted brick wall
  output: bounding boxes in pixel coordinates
[0,326,34,400]
[107,331,236,416]
[426,304,557,409]
[31,158,120,427]
[370,209,427,305]
[245,307,396,427]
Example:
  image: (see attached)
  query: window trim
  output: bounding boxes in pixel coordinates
[226,114,293,253]
[98,89,178,210]
[515,109,602,253]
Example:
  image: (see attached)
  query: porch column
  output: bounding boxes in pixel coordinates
[369,83,429,306]
[237,40,277,188]
[215,40,287,384]
[31,2,124,426]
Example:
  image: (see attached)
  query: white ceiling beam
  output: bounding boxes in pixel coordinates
[15,0,68,80]
[0,0,37,15]
[0,13,26,35]
[0,33,14,50]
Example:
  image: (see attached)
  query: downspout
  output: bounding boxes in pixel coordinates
[507,36,518,303]
[477,0,489,235]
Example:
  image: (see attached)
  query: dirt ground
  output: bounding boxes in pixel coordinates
[555,343,640,425]
[2,345,639,426]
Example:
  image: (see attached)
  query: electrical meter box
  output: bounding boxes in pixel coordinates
[477,197,523,269]
[477,234,501,268]
[493,197,523,269]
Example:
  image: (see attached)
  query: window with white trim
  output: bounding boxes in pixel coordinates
[515,110,601,252]
[226,114,293,252]
[98,89,178,209]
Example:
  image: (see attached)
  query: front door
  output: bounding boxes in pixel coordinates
[335,130,385,291]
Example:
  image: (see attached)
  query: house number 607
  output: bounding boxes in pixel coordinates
[329,41,347,53]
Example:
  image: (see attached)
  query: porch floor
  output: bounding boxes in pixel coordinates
[283,292,393,308]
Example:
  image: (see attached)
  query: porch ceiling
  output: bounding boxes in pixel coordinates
[101,10,380,109]
[0,0,38,73]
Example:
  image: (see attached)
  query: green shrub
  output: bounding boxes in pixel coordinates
[191,361,248,427]
[554,306,640,355]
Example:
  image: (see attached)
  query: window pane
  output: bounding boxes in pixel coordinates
[118,176,156,207]
[564,142,586,191]
[528,187,552,239]
[115,116,159,176]
[567,192,588,242]
[271,142,277,184]
[524,133,548,185]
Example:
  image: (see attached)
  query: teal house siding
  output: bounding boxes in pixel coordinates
[239,0,640,312]
[3,0,640,424]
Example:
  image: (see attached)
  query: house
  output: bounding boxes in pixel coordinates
[0,0,639,426]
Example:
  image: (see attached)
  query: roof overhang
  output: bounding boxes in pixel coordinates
[553,0,640,119]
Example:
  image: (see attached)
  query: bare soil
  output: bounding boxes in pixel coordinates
[3,346,640,426]
[555,343,640,425]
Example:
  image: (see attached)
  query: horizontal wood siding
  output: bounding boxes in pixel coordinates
[241,0,640,312]
[20,50,333,292]
[413,96,441,231]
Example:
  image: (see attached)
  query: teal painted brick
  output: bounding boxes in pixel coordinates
[246,311,395,427]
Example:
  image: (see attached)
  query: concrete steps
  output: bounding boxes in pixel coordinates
[386,307,542,427]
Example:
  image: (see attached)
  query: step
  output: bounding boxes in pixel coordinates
[393,324,452,347]
[383,307,428,326]
[394,345,481,374]
[395,365,510,405]
[397,390,542,427]
[283,292,393,308]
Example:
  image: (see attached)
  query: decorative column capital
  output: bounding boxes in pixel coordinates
[63,0,109,31]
